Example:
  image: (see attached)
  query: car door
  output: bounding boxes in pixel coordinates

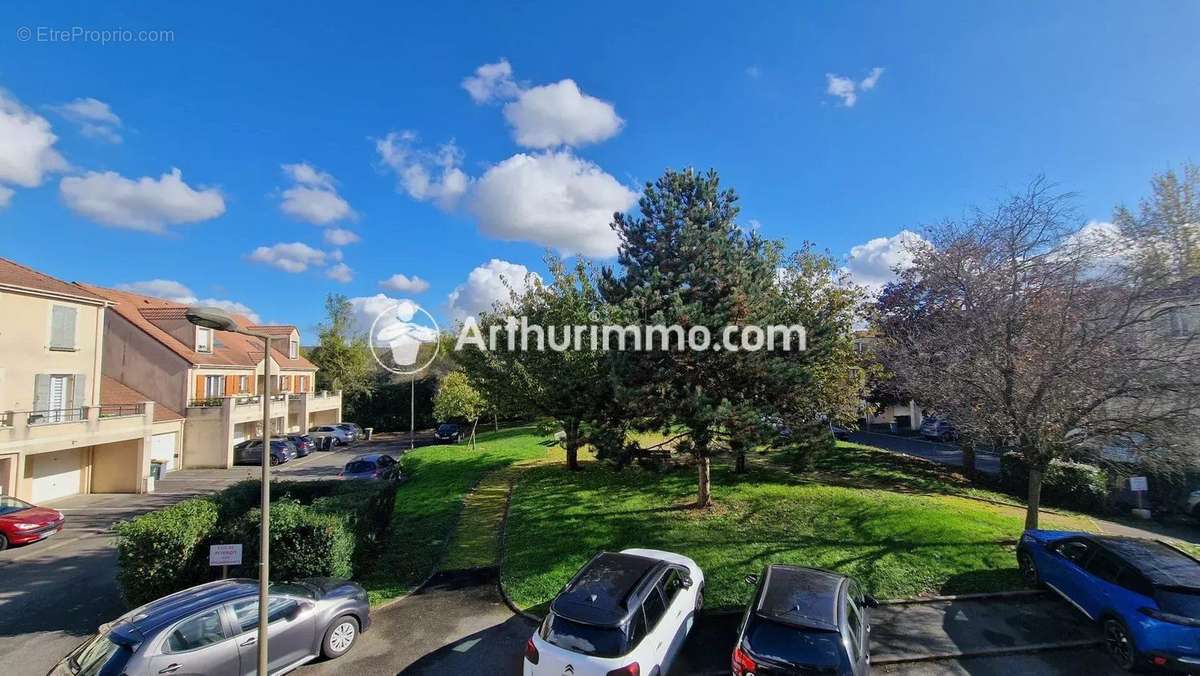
[227,595,320,675]
[844,582,870,675]
[1079,549,1130,619]
[656,568,693,670]
[1041,538,1098,618]
[146,607,241,676]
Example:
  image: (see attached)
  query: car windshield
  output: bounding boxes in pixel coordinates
[345,461,376,473]
[540,613,626,658]
[67,633,133,676]
[744,617,846,670]
[1157,589,1200,619]
[437,424,457,433]
[0,496,33,516]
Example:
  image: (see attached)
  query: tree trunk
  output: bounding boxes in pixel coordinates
[565,420,580,471]
[1025,467,1043,530]
[493,411,499,432]
[961,439,977,480]
[470,418,479,451]
[734,443,747,474]
[697,454,712,507]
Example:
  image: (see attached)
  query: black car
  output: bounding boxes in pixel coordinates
[287,434,316,457]
[830,423,852,441]
[234,439,293,466]
[732,565,876,676]
[435,423,462,443]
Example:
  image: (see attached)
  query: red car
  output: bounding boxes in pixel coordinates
[0,495,65,550]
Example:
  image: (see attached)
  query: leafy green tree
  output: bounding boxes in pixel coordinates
[1114,163,1200,282]
[600,168,784,506]
[433,371,487,446]
[308,294,374,397]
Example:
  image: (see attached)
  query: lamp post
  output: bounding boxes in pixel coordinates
[186,306,273,676]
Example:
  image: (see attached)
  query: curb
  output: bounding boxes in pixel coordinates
[370,570,437,611]
[495,470,543,625]
[871,638,1103,665]
[877,589,1045,605]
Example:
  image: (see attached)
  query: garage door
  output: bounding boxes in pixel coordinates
[30,448,84,502]
[151,432,177,473]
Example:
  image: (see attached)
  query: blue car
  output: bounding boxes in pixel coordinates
[1018,530,1200,672]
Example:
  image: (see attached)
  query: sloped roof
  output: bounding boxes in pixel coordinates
[0,257,106,304]
[78,284,316,371]
[247,325,298,336]
[100,376,184,422]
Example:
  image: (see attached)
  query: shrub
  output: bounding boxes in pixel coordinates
[113,497,219,606]
[1000,452,1110,513]
[222,501,354,580]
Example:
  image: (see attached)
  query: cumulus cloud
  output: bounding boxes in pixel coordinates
[117,279,259,322]
[447,259,542,324]
[323,227,360,246]
[50,97,122,143]
[0,90,69,194]
[374,131,470,210]
[825,67,885,107]
[842,229,925,291]
[461,59,522,104]
[326,262,354,283]
[344,293,437,336]
[278,162,355,225]
[469,151,638,257]
[247,242,327,273]
[379,273,430,294]
[59,168,225,232]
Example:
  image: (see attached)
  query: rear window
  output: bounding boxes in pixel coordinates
[1157,590,1200,619]
[744,617,846,670]
[539,613,627,658]
[345,461,376,473]
[67,633,134,676]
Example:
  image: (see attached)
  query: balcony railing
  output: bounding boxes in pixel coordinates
[27,407,87,425]
[188,396,225,408]
[99,403,146,418]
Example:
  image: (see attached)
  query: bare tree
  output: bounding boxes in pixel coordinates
[875,178,1200,529]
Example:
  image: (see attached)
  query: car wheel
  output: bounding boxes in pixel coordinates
[0,534,7,551]
[1017,550,1041,588]
[322,615,359,659]
[695,583,705,611]
[1103,618,1141,672]
[269,456,279,466]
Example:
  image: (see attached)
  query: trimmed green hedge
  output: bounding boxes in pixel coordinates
[1000,452,1110,513]
[113,479,396,607]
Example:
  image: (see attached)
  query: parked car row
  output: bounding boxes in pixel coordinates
[308,422,364,446]
[524,548,875,676]
[230,422,367,466]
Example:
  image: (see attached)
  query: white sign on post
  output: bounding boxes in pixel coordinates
[1129,476,1149,492]
[209,544,243,567]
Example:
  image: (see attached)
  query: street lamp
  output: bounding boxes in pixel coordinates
[186,306,273,676]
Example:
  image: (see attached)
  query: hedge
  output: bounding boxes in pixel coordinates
[1000,452,1110,513]
[113,498,220,606]
[113,479,397,606]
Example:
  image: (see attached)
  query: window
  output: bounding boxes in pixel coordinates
[49,305,77,351]
[1118,569,1154,598]
[196,327,213,353]
[229,597,298,633]
[846,582,866,658]
[1053,539,1094,565]
[539,613,627,658]
[660,569,684,605]
[628,606,647,647]
[203,375,225,398]
[164,609,227,653]
[238,375,248,393]
[641,586,667,629]
[1086,550,1124,585]
[289,339,299,359]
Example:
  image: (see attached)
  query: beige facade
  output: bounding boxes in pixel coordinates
[0,262,158,503]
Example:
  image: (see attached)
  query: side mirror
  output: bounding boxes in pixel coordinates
[680,576,694,590]
[863,594,879,609]
[745,574,759,586]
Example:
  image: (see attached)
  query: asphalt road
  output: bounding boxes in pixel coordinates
[0,443,376,676]
[850,431,1002,475]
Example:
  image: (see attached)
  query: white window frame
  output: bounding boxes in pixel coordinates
[238,375,248,393]
[289,339,298,359]
[196,327,213,353]
[203,375,225,398]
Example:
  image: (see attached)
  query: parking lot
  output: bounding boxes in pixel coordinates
[0,439,408,676]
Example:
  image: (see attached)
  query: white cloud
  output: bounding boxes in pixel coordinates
[461,59,521,104]
[503,79,623,149]
[323,227,360,246]
[116,278,259,322]
[326,262,354,283]
[59,168,225,232]
[50,97,122,143]
[374,131,470,210]
[379,273,430,294]
[842,230,925,291]
[825,67,885,107]
[469,151,638,257]
[278,162,355,225]
[0,90,69,190]
[247,242,327,273]
[447,259,542,324]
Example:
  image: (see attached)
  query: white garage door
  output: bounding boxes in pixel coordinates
[31,448,84,502]
[152,432,177,473]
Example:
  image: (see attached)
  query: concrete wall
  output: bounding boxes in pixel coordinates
[103,312,191,414]
[91,438,143,493]
[183,412,228,468]
[0,289,103,411]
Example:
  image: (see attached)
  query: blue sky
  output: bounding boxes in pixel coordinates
[2,1,1198,335]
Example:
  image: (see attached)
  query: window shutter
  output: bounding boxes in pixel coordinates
[195,375,205,400]
[34,374,50,411]
[73,374,87,409]
[225,376,238,395]
[50,306,77,350]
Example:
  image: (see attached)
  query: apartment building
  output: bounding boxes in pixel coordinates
[0,259,182,503]
[80,285,342,469]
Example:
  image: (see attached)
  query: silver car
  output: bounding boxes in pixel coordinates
[50,578,369,676]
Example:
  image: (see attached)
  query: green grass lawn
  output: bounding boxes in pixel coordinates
[361,426,550,604]
[501,442,1095,613]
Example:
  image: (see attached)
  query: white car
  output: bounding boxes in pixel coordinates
[524,548,704,676]
[308,425,352,446]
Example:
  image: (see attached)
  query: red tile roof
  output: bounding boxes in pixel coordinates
[100,376,184,422]
[0,257,106,303]
[247,325,298,336]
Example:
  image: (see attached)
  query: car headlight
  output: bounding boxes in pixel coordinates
[15,522,41,530]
